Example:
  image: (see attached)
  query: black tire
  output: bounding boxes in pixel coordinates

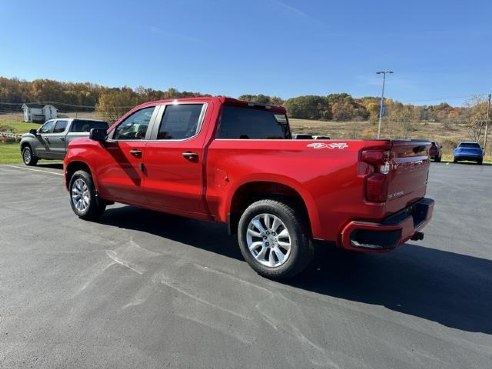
[453,158,458,163]
[435,156,441,162]
[478,159,483,165]
[22,146,38,166]
[237,199,314,280]
[69,170,106,220]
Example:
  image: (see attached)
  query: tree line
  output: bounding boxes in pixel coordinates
[0,77,208,119]
[0,76,481,128]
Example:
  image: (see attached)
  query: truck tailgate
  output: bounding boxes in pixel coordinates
[386,140,430,213]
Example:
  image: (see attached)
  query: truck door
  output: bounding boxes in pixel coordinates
[49,120,69,159]
[35,120,56,158]
[94,106,158,206]
[144,103,210,218]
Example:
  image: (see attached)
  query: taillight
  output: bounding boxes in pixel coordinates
[365,173,388,202]
[361,149,391,203]
[361,150,390,174]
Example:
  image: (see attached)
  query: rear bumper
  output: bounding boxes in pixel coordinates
[454,155,482,161]
[340,198,434,252]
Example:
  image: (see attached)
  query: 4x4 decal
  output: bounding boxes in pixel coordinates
[307,142,348,149]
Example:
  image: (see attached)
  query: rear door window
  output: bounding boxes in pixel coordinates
[157,104,204,140]
[216,106,290,139]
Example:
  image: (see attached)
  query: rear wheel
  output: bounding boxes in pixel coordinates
[238,199,313,280]
[22,146,38,166]
[478,159,483,165]
[69,170,106,220]
[435,156,441,162]
[453,158,458,163]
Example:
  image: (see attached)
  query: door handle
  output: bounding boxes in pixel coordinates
[129,149,142,157]
[60,137,65,141]
[182,152,198,161]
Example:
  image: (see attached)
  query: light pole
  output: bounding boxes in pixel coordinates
[484,94,490,156]
[376,70,393,139]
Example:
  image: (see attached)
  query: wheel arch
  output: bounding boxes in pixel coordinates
[20,141,34,154]
[227,180,318,237]
[65,161,93,190]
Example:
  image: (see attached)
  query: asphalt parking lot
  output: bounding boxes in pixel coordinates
[0,162,491,369]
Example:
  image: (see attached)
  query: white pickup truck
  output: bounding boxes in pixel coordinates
[20,118,108,165]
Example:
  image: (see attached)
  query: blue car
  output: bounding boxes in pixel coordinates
[453,142,484,165]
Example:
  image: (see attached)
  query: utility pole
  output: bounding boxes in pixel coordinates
[484,94,491,156]
[376,71,393,139]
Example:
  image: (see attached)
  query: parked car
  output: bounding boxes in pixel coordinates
[453,142,484,165]
[64,97,434,280]
[20,118,108,165]
[293,133,313,139]
[429,141,441,162]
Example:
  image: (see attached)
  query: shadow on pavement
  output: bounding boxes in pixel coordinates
[101,206,242,261]
[100,206,492,335]
[36,162,63,170]
[293,244,492,335]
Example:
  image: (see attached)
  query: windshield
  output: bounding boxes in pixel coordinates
[459,142,481,148]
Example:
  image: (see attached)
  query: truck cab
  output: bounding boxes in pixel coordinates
[20,118,108,165]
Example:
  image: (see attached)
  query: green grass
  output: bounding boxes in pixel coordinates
[0,143,63,165]
[0,121,42,164]
[0,121,40,135]
[0,143,22,164]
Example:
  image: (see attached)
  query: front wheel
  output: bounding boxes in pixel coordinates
[69,170,106,220]
[22,146,38,166]
[238,199,313,280]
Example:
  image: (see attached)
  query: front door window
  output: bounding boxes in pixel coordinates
[39,120,55,134]
[113,107,155,140]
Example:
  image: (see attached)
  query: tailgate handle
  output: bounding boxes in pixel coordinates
[182,151,198,161]
[129,149,142,157]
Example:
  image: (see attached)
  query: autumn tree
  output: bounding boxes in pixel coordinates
[388,103,415,138]
[30,79,65,102]
[238,94,284,105]
[284,95,330,120]
[359,97,380,124]
[96,88,139,122]
[464,96,489,144]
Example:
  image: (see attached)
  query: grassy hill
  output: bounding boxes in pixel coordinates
[289,118,488,161]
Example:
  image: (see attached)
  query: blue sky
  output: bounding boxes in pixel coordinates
[1,0,491,106]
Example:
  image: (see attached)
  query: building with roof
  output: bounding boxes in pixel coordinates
[22,103,57,122]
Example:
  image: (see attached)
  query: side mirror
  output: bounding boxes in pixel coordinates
[89,128,108,141]
[29,129,38,135]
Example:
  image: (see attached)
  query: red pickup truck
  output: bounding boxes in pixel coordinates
[64,97,434,279]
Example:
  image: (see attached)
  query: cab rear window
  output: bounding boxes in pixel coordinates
[216,106,290,139]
